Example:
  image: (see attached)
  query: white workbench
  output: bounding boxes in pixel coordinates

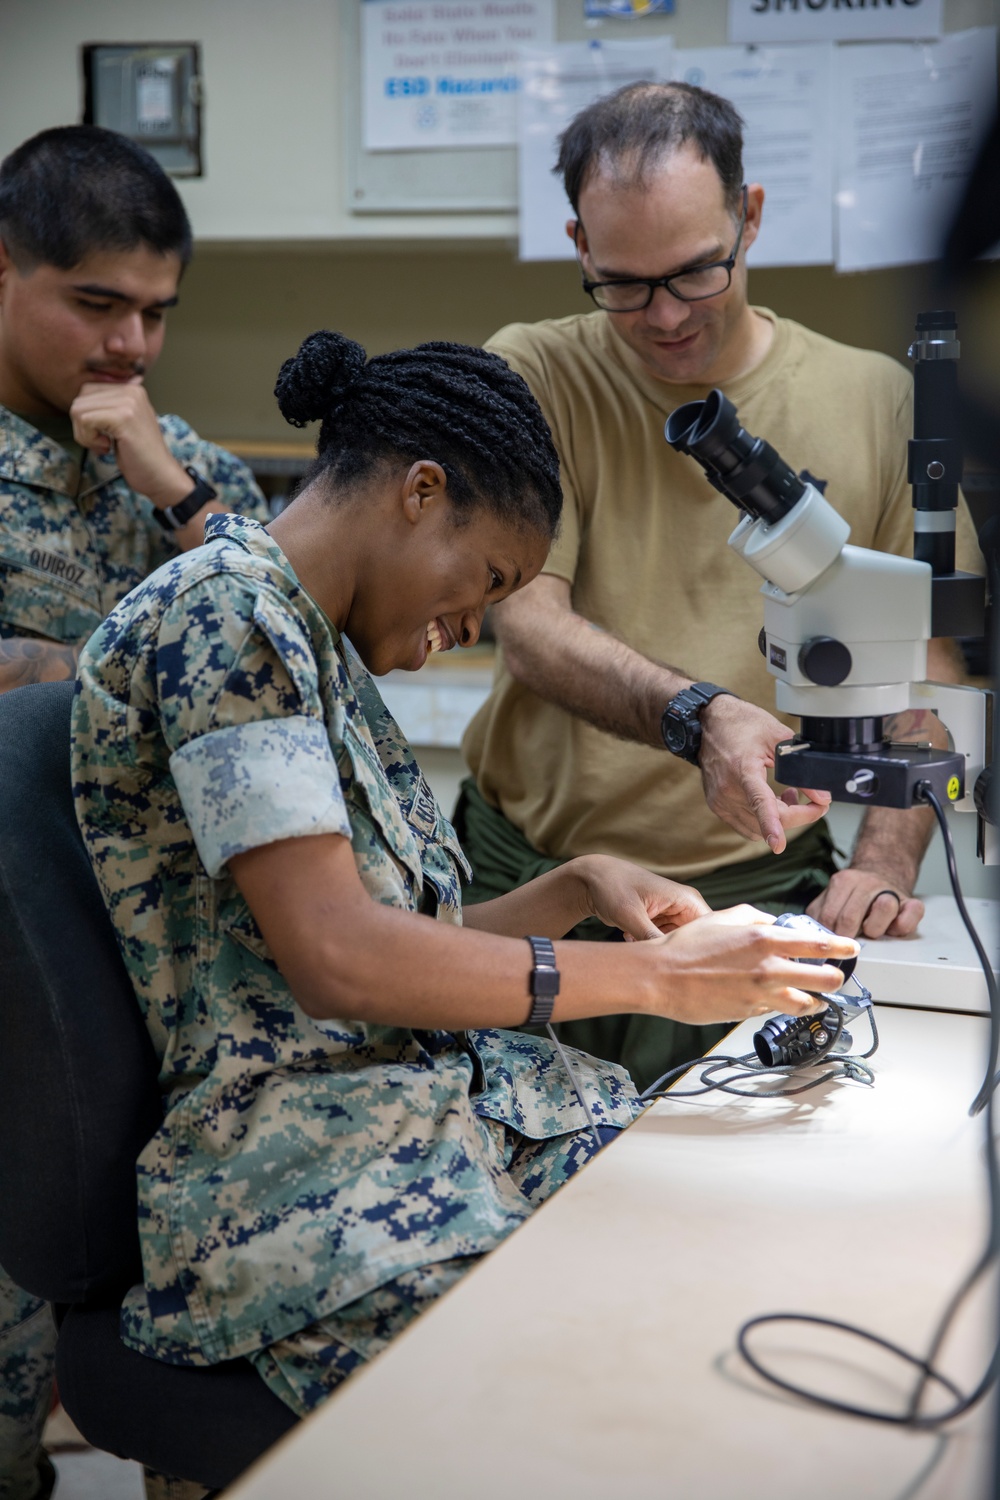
[223,1004,998,1500]
[856,895,999,1015]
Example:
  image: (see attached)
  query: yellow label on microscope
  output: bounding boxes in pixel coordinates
[947,775,961,801]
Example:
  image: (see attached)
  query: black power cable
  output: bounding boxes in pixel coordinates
[736,783,1000,1428]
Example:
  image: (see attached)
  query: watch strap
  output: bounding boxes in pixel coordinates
[685,682,736,711]
[153,466,218,532]
[525,934,560,1027]
[660,682,736,763]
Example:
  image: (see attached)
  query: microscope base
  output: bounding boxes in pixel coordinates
[775,740,966,810]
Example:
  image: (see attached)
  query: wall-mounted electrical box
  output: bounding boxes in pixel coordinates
[82,43,203,177]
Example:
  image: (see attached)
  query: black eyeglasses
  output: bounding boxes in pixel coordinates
[578,185,748,312]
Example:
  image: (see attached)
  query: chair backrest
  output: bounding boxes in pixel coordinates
[0,681,161,1305]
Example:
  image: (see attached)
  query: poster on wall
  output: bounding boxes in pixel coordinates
[584,1,673,14]
[674,46,833,266]
[729,0,943,45]
[517,39,675,261]
[836,28,997,272]
[362,0,554,151]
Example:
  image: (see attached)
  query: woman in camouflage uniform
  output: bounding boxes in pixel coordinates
[71,332,854,1416]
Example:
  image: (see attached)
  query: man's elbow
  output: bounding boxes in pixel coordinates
[492,600,556,688]
[499,633,530,685]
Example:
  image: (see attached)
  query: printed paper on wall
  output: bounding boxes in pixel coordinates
[836,28,997,272]
[517,39,675,261]
[675,45,834,267]
[729,0,943,46]
[362,0,555,151]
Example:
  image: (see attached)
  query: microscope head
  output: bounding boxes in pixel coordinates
[666,393,851,596]
[664,389,970,814]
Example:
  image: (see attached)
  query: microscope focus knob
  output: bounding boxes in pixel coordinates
[798,636,852,686]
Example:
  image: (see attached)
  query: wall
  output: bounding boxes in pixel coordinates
[145,249,950,441]
[2,0,995,244]
[2,0,350,242]
[3,0,993,439]
[0,0,721,243]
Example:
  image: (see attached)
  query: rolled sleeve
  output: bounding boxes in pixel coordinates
[169,715,352,878]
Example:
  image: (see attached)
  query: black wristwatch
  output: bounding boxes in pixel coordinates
[525,935,560,1027]
[153,466,218,532]
[660,682,735,765]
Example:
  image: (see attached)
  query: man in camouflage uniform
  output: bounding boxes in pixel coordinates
[72,512,638,1417]
[0,126,267,1499]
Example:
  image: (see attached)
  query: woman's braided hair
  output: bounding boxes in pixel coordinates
[274,331,562,537]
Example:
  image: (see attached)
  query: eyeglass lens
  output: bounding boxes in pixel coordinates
[591,263,732,311]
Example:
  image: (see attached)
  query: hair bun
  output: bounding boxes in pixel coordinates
[274,330,367,428]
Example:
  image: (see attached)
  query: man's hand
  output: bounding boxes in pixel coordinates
[804,682,954,939]
[70,380,191,510]
[698,694,831,854]
[575,854,710,940]
[807,868,923,938]
[494,577,830,853]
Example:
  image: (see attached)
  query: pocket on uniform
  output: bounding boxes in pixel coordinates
[340,714,425,888]
[0,554,101,643]
[419,807,471,920]
[225,907,279,970]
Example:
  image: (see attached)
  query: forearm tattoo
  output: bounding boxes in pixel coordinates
[0,636,79,692]
[883,708,943,746]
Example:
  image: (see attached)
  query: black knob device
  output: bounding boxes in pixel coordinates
[798,636,853,687]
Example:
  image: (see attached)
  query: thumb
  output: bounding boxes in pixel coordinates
[618,909,668,942]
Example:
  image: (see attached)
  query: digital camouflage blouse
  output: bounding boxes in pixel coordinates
[71,514,636,1367]
[0,406,268,646]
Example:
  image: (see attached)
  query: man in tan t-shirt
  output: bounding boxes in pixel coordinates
[457,82,982,1089]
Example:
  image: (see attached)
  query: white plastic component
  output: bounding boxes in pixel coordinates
[775,679,913,719]
[855,895,999,1015]
[762,545,931,649]
[767,637,928,693]
[760,544,931,710]
[727,484,850,594]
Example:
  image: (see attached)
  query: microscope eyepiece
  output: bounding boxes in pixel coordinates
[664,389,806,526]
[662,399,707,456]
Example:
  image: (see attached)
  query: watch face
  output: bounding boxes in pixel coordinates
[664,717,689,754]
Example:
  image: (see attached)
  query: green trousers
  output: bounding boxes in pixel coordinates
[452,779,838,1094]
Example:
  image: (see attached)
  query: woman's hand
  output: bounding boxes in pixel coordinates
[574,854,710,940]
[230,839,856,1034]
[633,905,859,1027]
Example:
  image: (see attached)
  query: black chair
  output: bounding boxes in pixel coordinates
[0,681,297,1491]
